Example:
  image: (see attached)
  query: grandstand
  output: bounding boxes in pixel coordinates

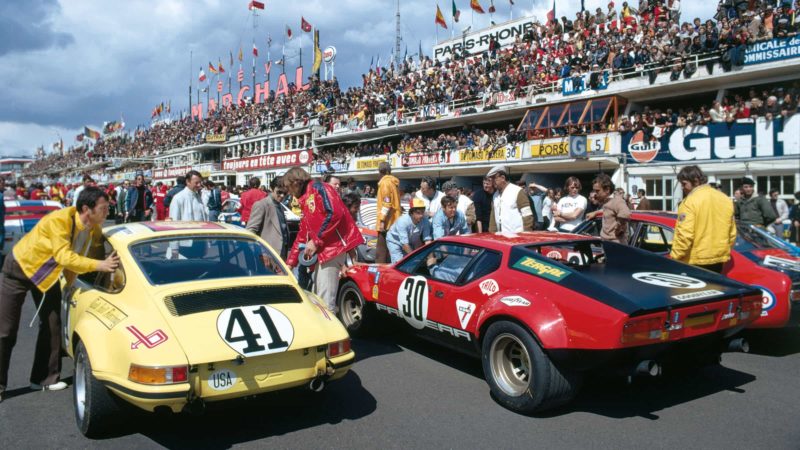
[22,1,800,208]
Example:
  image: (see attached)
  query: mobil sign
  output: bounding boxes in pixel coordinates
[623,115,799,164]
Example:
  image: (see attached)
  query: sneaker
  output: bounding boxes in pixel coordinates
[30,381,68,391]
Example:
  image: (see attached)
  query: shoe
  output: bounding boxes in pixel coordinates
[30,381,68,391]
[0,390,4,403]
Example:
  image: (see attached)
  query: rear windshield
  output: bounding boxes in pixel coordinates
[130,237,286,286]
[5,207,60,217]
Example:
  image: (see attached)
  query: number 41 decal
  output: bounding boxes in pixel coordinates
[217,305,295,356]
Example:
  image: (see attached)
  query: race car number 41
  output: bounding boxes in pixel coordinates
[217,305,295,356]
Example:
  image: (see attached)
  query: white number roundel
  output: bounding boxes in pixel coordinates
[217,305,294,357]
[758,287,776,312]
[397,276,429,330]
[632,272,707,289]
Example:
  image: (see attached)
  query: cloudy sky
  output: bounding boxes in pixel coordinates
[0,0,713,157]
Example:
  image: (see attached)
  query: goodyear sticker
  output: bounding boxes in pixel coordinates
[512,256,570,282]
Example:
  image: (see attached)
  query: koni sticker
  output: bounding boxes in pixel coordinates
[397,276,429,330]
[479,279,499,296]
[512,256,570,282]
[455,300,476,329]
[632,272,706,289]
[217,305,294,356]
[500,296,531,307]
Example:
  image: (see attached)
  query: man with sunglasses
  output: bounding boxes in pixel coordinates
[246,176,291,261]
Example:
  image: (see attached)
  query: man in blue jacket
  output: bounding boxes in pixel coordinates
[432,196,470,240]
[386,198,432,263]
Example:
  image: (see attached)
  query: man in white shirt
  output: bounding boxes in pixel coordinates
[71,175,94,206]
[554,176,588,232]
[487,165,534,233]
[169,170,208,221]
[415,176,445,219]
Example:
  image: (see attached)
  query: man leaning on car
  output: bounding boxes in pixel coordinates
[0,187,120,402]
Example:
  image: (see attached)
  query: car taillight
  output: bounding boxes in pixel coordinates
[621,315,667,345]
[790,290,800,303]
[326,339,351,358]
[739,295,763,320]
[128,364,188,385]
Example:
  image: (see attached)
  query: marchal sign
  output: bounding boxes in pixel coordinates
[222,149,311,172]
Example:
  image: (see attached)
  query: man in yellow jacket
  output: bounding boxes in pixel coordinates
[0,186,119,400]
[670,166,736,273]
[375,161,401,263]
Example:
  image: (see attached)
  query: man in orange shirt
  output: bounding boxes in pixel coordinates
[375,161,401,263]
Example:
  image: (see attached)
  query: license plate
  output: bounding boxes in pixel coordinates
[685,312,715,328]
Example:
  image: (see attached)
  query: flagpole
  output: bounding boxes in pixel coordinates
[189,50,193,117]
[252,8,257,91]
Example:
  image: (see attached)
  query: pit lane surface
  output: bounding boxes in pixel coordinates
[2,291,799,449]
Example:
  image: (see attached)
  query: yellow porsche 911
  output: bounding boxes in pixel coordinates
[61,222,354,437]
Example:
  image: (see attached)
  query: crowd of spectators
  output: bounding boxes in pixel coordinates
[23,0,798,178]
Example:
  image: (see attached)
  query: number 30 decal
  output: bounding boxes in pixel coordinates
[397,276,429,330]
[217,305,294,356]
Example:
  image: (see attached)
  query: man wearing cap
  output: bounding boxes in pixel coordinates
[375,161,401,263]
[386,198,432,263]
[441,181,475,229]
[735,177,777,227]
[487,165,534,233]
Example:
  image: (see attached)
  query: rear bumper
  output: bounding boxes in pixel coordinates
[548,329,744,372]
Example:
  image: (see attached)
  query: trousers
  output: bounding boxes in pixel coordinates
[312,253,347,313]
[0,253,63,391]
[375,231,389,264]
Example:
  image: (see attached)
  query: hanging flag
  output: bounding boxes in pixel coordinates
[488,1,496,14]
[470,0,485,14]
[217,81,223,92]
[419,40,423,61]
[286,25,293,39]
[208,62,218,74]
[167,101,171,113]
[312,29,322,74]
[301,17,312,32]
[276,57,285,66]
[84,126,101,140]
[199,67,207,82]
[229,50,234,67]
[238,47,243,61]
[248,1,265,10]
[509,0,514,4]
[435,5,448,29]
[546,0,555,22]
[76,133,84,142]
[103,121,119,134]
[253,43,259,57]
[370,55,374,67]
[452,0,461,22]
[218,61,225,73]
[238,68,244,82]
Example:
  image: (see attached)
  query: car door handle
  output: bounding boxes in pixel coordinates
[434,290,444,298]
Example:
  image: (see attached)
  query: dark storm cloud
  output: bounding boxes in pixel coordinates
[0,0,74,56]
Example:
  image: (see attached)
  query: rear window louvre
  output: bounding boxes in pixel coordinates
[165,285,302,317]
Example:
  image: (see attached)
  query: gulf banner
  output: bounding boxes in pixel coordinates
[458,145,521,163]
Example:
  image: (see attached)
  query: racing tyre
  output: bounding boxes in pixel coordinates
[74,341,122,437]
[481,321,580,414]
[337,280,376,336]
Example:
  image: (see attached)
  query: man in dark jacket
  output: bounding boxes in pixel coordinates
[471,176,495,233]
[163,176,185,210]
[735,177,778,226]
[125,174,154,222]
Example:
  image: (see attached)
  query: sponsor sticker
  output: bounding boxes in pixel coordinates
[546,250,562,260]
[754,286,776,316]
[372,284,379,299]
[500,296,531,307]
[127,326,169,350]
[217,305,294,356]
[512,256,570,282]
[306,196,315,213]
[207,368,237,391]
[86,298,128,330]
[671,290,724,302]
[455,300,476,329]
[479,279,499,296]
[632,272,706,289]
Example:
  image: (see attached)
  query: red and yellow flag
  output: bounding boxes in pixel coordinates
[208,62,218,74]
[435,5,448,28]
[470,0,485,13]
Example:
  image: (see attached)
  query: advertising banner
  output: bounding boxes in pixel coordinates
[744,36,800,66]
[621,116,799,164]
[221,149,312,172]
[352,156,390,171]
[458,145,521,163]
[433,17,536,61]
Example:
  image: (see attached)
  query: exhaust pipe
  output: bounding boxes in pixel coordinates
[634,360,661,377]
[727,338,749,353]
[184,397,206,416]
[309,377,326,392]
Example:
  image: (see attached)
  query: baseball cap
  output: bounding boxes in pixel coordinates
[409,198,426,210]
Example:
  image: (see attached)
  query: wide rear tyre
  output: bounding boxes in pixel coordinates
[337,280,376,337]
[74,341,122,438]
[481,321,581,414]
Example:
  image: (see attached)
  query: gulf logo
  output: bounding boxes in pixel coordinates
[628,130,661,164]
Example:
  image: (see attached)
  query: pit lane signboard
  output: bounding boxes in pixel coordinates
[222,149,312,172]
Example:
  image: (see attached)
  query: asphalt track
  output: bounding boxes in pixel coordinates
[2,289,799,449]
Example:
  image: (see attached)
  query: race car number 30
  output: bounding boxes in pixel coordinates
[632,272,706,289]
[397,276,429,329]
[217,305,294,356]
